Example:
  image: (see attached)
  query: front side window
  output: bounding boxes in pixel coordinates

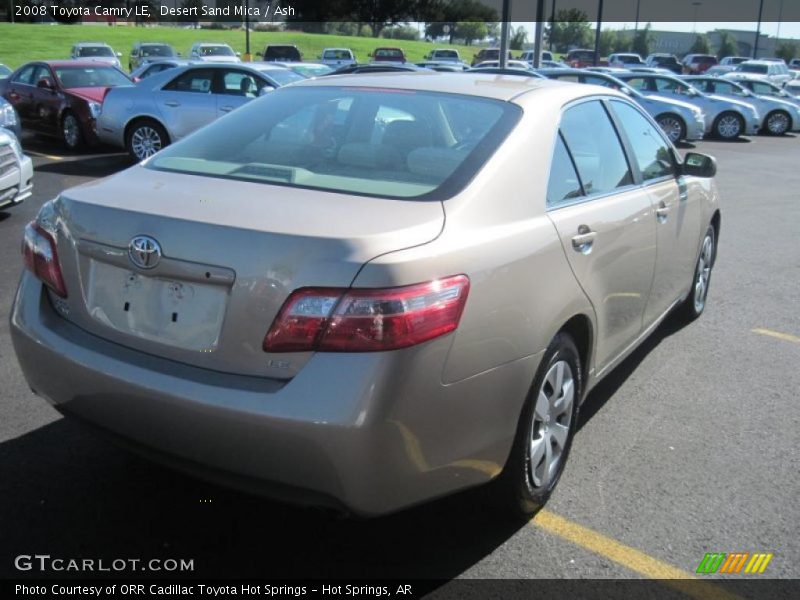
[559,100,632,196]
[220,70,269,97]
[610,101,675,182]
[13,65,37,85]
[547,134,583,207]
[148,87,520,200]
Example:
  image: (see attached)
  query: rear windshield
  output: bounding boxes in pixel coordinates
[78,46,114,58]
[141,45,175,57]
[54,66,131,88]
[618,55,643,64]
[570,51,595,60]
[200,45,234,56]
[323,50,352,60]
[434,50,459,58]
[737,64,768,74]
[375,49,404,58]
[266,47,300,59]
[148,87,521,200]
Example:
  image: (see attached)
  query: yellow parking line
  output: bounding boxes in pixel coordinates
[751,328,800,344]
[25,150,64,161]
[532,510,743,600]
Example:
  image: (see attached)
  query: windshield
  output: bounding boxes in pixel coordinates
[737,64,768,74]
[258,68,306,86]
[141,45,175,58]
[148,87,520,200]
[266,47,300,59]
[54,66,131,88]
[619,55,643,64]
[78,46,114,58]
[323,50,351,60]
[0,64,11,78]
[289,65,333,78]
[375,49,403,58]
[200,45,234,56]
[434,50,458,58]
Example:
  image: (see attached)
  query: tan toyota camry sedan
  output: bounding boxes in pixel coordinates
[11,73,720,516]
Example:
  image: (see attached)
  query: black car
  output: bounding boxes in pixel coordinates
[325,64,424,75]
[263,45,302,62]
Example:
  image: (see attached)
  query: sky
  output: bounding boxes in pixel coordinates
[516,21,800,42]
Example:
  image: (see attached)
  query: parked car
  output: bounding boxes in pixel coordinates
[10,73,721,517]
[0,64,12,80]
[473,60,535,71]
[540,68,705,143]
[263,45,302,62]
[566,49,603,68]
[0,61,133,149]
[471,48,513,66]
[608,53,644,68]
[70,42,123,69]
[518,50,554,63]
[97,63,305,161]
[789,58,800,69]
[189,43,240,63]
[682,54,718,74]
[645,53,682,74]
[785,79,800,98]
[130,59,196,81]
[0,127,33,210]
[468,67,544,79]
[129,42,178,72]
[425,48,462,63]
[725,75,800,109]
[416,62,468,72]
[719,56,749,66]
[326,63,422,75]
[684,75,800,135]
[319,48,356,69]
[0,95,21,138]
[729,60,792,86]
[370,47,407,63]
[615,72,760,140]
[263,62,333,78]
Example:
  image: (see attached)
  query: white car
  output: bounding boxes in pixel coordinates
[319,48,356,69]
[189,43,240,63]
[0,128,33,210]
[608,53,645,68]
[70,42,122,70]
[728,60,792,86]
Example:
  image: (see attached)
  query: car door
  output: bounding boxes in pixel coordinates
[546,99,657,372]
[4,64,37,125]
[608,100,702,324]
[213,68,269,118]
[29,64,61,136]
[155,68,218,141]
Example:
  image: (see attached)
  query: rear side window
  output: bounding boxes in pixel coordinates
[610,101,675,182]
[559,101,633,196]
[164,69,214,93]
[547,134,583,207]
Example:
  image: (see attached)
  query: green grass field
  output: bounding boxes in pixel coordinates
[0,23,487,71]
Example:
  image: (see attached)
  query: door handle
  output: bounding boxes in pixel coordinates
[656,202,670,222]
[164,101,181,107]
[571,226,597,253]
[219,106,234,113]
[8,91,19,100]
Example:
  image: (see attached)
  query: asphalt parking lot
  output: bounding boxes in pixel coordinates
[0,133,798,588]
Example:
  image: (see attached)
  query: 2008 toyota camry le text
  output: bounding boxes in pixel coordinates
[11,72,720,516]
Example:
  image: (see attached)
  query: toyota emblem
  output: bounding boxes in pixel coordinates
[128,235,162,270]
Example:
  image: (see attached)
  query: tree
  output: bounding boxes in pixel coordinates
[545,9,592,53]
[775,43,797,63]
[510,26,528,51]
[689,34,710,55]
[632,23,653,57]
[598,29,618,57]
[349,0,418,37]
[716,31,738,59]
[422,0,498,44]
[455,21,487,46]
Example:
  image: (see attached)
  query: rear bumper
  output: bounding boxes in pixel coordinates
[10,272,539,516]
[0,154,33,209]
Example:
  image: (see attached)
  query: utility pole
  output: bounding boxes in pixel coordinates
[753,0,764,59]
[593,0,604,66]
[499,0,511,68]
[634,0,641,33]
[549,0,556,51]
[533,0,545,68]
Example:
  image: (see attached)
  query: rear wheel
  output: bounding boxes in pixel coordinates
[656,114,686,143]
[61,112,83,150]
[126,119,169,161]
[489,333,581,517]
[764,110,790,136]
[713,112,744,140]
[677,225,716,322]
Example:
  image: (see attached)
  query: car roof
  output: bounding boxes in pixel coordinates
[740,60,773,66]
[42,60,119,68]
[74,42,111,47]
[292,71,598,103]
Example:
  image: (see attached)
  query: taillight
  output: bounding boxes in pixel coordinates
[22,222,67,298]
[263,275,470,353]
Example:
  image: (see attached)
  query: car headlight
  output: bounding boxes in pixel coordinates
[1,130,23,158]
[0,102,18,128]
[88,101,102,119]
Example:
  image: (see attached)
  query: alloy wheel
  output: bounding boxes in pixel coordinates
[63,114,80,149]
[766,112,789,135]
[131,126,163,160]
[658,116,683,143]
[694,232,714,313]
[716,114,742,139]
[529,360,575,491]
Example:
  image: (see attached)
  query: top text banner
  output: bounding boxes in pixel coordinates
[22,0,800,25]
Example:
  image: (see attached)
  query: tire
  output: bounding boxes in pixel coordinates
[488,333,582,517]
[764,110,791,136]
[61,111,83,150]
[713,112,744,140]
[126,119,169,161]
[677,225,716,322]
[656,114,686,144]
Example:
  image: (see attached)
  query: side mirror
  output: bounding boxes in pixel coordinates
[682,152,716,178]
[116,52,122,58]
[258,86,275,96]
[36,77,54,91]
[236,52,241,57]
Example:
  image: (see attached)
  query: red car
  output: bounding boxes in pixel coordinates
[682,54,718,74]
[566,49,608,68]
[370,47,407,63]
[0,61,132,150]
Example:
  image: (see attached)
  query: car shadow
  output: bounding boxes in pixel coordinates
[34,154,136,179]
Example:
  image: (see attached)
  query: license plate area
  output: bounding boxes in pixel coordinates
[86,260,227,351]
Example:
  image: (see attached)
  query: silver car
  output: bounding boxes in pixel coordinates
[615,72,760,140]
[540,69,705,143]
[70,42,122,70]
[0,127,33,210]
[189,43,240,63]
[684,75,800,135]
[97,63,306,160]
[12,74,721,517]
[725,75,800,109]
[0,96,21,138]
